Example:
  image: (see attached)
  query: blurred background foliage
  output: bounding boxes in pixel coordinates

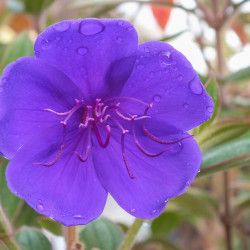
[0,0,250,249]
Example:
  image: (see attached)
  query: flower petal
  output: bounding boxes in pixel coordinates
[0,57,83,159]
[6,124,107,226]
[92,126,201,219]
[121,41,214,131]
[34,19,138,100]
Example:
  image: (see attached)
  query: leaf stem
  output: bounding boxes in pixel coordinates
[119,218,144,250]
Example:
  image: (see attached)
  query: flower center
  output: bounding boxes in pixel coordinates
[33,97,192,179]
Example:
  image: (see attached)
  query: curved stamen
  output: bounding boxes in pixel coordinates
[79,106,92,128]
[121,130,136,179]
[131,120,172,157]
[143,103,194,144]
[33,122,66,167]
[92,122,111,148]
[74,127,92,162]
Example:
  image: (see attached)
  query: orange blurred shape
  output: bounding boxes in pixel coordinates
[151,0,174,30]
[231,19,248,46]
[9,14,32,33]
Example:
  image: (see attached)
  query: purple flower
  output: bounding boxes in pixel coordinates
[0,19,213,226]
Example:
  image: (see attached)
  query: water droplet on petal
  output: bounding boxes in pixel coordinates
[144,47,150,52]
[183,103,189,109]
[159,51,172,66]
[116,36,122,43]
[41,39,52,50]
[55,36,61,41]
[126,26,134,32]
[189,77,203,95]
[153,95,161,102]
[53,21,71,32]
[152,209,157,214]
[186,181,191,186]
[130,208,136,213]
[178,74,183,81]
[136,64,144,70]
[149,71,155,78]
[34,51,40,57]
[73,214,83,219]
[118,20,124,26]
[171,142,183,153]
[79,19,105,36]
[36,204,44,211]
[38,199,42,204]
[206,106,214,113]
[77,47,88,56]
[164,199,169,203]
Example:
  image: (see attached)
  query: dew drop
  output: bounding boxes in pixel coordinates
[126,26,134,32]
[164,199,169,203]
[41,39,52,50]
[77,47,88,56]
[55,36,61,41]
[79,19,105,36]
[53,21,71,32]
[178,74,183,81]
[183,103,189,109]
[159,51,172,66]
[73,214,83,219]
[144,47,150,52]
[38,199,42,204]
[136,64,144,70]
[130,208,136,213]
[171,142,183,153]
[189,77,203,95]
[36,204,44,211]
[34,51,40,57]
[149,71,155,77]
[152,209,157,214]
[206,106,214,113]
[116,36,122,43]
[118,20,124,26]
[186,181,191,186]
[153,95,161,102]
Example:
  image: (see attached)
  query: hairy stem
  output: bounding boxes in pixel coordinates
[119,219,144,250]
[65,226,78,250]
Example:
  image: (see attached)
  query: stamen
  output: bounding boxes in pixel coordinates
[33,123,66,167]
[79,106,92,128]
[74,127,91,162]
[121,130,136,179]
[131,120,172,157]
[44,108,71,116]
[92,122,111,148]
[143,103,193,144]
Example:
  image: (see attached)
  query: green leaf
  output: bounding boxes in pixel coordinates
[169,187,218,220]
[79,217,123,250]
[0,32,34,73]
[201,134,250,167]
[39,218,63,236]
[21,0,54,14]
[198,152,250,178]
[0,159,21,219]
[224,66,250,83]
[16,228,52,250]
[151,211,180,236]
[234,195,250,210]
[192,77,220,136]
[197,118,250,152]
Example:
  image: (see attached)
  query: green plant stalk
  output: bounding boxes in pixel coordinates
[0,205,20,250]
[119,219,144,250]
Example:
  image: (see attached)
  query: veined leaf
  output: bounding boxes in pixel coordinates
[224,66,250,83]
